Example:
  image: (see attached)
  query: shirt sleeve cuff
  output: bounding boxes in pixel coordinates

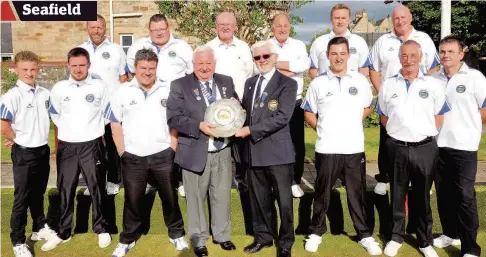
[301,100,314,113]
[437,101,451,115]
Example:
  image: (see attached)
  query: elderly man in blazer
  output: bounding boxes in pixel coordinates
[167,46,238,257]
[234,40,297,257]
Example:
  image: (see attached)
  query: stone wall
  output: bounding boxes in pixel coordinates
[11,1,195,61]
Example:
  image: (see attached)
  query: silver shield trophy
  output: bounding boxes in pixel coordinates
[204,99,246,138]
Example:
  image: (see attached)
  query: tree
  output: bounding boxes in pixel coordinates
[386,1,486,57]
[306,28,331,52]
[157,0,311,45]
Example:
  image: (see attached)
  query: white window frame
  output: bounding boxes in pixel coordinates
[120,34,134,54]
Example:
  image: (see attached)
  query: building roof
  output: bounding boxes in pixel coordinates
[1,23,13,56]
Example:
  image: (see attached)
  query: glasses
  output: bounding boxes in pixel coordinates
[253,54,273,61]
[150,27,168,33]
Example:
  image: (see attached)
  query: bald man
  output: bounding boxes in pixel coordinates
[206,11,255,236]
[367,5,440,196]
[270,13,310,198]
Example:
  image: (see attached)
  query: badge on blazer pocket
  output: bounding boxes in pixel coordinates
[268,99,278,111]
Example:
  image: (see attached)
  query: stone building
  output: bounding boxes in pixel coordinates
[350,9,393,33]
[8,1,195,61]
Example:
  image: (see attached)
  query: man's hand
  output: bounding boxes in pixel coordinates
[230,97,240,103]
[199,121,216,137]
[4,139,13,148]
[235,126,251,138]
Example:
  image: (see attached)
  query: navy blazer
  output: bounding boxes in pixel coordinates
[234,70,297,167]
[167,73,238,173]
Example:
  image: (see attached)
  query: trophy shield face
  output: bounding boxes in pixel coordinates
[204,99,246,138]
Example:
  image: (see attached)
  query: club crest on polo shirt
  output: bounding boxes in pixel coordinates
[102,52,110,59]
[349,87,358,95]
[350,47,357,54]
[419,89,429,99]
[168,51,176,58]
[85,94,95,102]
[456,85,466,93]
[161,99,167,107]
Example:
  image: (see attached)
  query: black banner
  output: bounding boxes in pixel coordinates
[12,1,97,21]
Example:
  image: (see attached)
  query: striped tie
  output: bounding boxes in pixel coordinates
[201,82,216,104]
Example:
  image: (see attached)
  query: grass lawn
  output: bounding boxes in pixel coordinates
[1,127,485,163]
[1,187,485,257]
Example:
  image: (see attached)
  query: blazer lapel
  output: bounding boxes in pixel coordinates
[190,75,208,110]
[213,75,228,99]
[245,76,258,123]
[251,71,281,123]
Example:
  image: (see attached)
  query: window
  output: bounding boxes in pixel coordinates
[120,34,134,54]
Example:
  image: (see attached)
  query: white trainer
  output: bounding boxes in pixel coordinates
[374,182,388,195]
[304,234,322,253]
[463,254,479,257]
[419,246,439,257]
[384,241,402,257]
[13,244,32,257]
[177,185,186,197]
[433,235,461,248]
[112,241,136,257]
[40,234,71,251]
[83,188,90,196]
[169,236,189,251]
[98,233,112,248]
[292,184,305,198]
[359,237,383,255]
[31,224,56,241]
[106,182,120,195]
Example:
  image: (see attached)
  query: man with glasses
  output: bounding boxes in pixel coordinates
[235,40,297,257]
[127,14,193,84]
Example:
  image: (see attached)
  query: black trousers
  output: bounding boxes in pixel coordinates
[119,148,184,244]
[10,144,50,245]
[310,153,372,240]
[234,162,253,235]
[56,138,108,240]
[104,124,121,184]
[387,137,437,248]
[290,100,305,184]
[376,123,390,183]
[436,147,481,256]
[248,164,294,250]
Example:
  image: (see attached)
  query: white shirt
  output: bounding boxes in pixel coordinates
[368,28,440,83]
[0,80,50,147]
[377,71,450,142]
[309,30,369,75]
[127,35,193,83]
[78,37,127,99]
[433,63,486,151]
[252,68,276,112]
[105,78,172,156]
[197,79,229,152]
[206,36,254,99]
[270,37,310,100]
[49,74,108,143]
[301,71,373,154]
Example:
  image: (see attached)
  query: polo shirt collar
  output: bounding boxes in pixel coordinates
[395,69,426,81]
[271,36,290,47]
[16,79,38,93]
[128,77,163,94]
[439,62,470,78]
[389,27,417,42]
[217,36,237,47]
[150,34,176,50]
[87,37,110,49]
[330,29,351,38]
[68,73,95,86]
[326,69,353,80]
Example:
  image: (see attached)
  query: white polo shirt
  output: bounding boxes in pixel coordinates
[301,70,373,154]
[78,37,127,99]
[368,28,440,83]
[105,78,172,156]
[309,30,369,75]
[127,34,193,83]
[49,74,108,143]
[0,80,50,147]
[269,37,310,100]
[377,71,450,142]
[433,63,486,151]
[206,36,254,99]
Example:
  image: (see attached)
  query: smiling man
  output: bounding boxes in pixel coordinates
[308,4,369,79]
[377,40,449,257]
[302,37,382,256]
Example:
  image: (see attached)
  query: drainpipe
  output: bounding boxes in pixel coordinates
[110,0,114,42]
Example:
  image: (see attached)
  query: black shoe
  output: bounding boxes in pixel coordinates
[243,240,273,253]
[213,241,236,251]
[194,246,208,257]
[278,248,291,257]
